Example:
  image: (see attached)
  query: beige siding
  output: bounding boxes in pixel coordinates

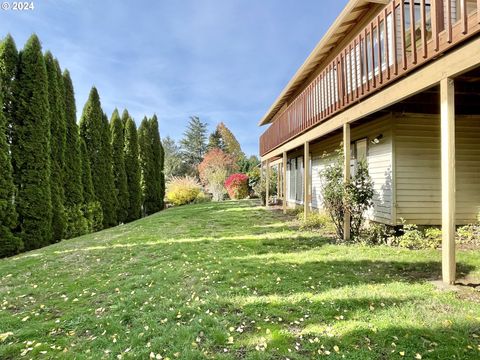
[310,115,394,224]
[394,114,480,225]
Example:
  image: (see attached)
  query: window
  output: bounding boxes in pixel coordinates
[351,138,368,175]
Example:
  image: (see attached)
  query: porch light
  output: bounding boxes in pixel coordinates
[371,134,383,144]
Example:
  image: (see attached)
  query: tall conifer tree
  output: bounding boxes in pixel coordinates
[0,81,23,257]
[139,116,164,215]
[179,116,207,176]
[80,137,103,232]
[110,109,129,223]
[123,111,142,221]
[150,115,164,211]
[79,87,117,228]
[0,34,18,142]
[63,70,87,238]
[217,122,245,162]
[45,52,66,242]
[11,34,52,250]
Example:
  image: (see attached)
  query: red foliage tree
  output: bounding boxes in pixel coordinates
[198,148,237,201]
[224,173,249,200]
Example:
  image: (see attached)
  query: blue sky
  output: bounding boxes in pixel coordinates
[1,0,347,156]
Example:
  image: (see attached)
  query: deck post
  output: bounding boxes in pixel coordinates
[265,160,270,207]
[304,142,311,220]
[440,77,456,284]
[343,123,351,241]
[283,152,287,214]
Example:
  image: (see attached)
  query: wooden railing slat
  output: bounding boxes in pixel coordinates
[420,0,427,58]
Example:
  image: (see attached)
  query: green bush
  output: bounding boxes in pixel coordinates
[297,211,334,232]
[397,222,442,249]
[320,149,374,241]
[64,205,88,239]
[84,201,103,232]
[457,224,480,245]
[166,176,202,206]
[359,222,396,246]
[193,191,211,204]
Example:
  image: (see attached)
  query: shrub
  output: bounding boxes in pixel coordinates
[193,191,211,204]
[84,201,103,232]
[297,211,334,232]
[320,149,374,242]
[64,205,88,239]
[249,168,276,205]
[457,224,480,245]
[345,160,374,238]
[358,222,396,246]
[166,176,202,206]
[225,173,249,200]
[397,222,442,249]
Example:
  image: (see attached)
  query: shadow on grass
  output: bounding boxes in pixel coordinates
[222,257,476,296]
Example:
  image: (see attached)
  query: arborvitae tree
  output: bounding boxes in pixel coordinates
[0,81,23,257]
[217,122,245,162]
[110,109,129,223]
[139,116,164,215]
[80,138,103,232]
[123,112,142,221]
[101,112,118,226]
[79,87,117,228]
[179,116,207,176]
[63,70,87,238]
[80,138,95,204]
[138,117,152,215]
[150,115,165,211]
[45,52,66,242]
[0,34,18,142]
[11,34,52,250]
[207,129,225,151]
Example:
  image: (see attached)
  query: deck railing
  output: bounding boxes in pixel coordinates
[260,0,480,156]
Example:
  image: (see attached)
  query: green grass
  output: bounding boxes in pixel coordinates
[1,200,479,359]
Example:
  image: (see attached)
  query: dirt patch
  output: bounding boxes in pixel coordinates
[431,278,480,302]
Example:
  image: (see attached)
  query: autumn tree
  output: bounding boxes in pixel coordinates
[217,122,245,162]
[198,148,237,201]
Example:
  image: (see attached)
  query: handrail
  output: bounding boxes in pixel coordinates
[260,0,480,156]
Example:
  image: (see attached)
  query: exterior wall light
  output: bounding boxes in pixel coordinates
[370,134,383,144]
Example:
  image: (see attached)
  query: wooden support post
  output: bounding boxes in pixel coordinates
[440,78,456,284]
[304,142,311,220]
[343,124,351,241]
[283,152,287,214]
[265,160,270,208]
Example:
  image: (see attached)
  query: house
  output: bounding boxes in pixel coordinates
[258,0,480,284]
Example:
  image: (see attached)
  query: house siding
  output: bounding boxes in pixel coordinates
[394,113,480,225]
[309,115,394,224]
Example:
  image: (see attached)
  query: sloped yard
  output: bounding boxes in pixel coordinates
[0,200,479,359]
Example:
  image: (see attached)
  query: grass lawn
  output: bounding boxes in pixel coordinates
[1,200,479,359]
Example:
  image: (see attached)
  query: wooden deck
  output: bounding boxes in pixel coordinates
[260,0,480,156]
